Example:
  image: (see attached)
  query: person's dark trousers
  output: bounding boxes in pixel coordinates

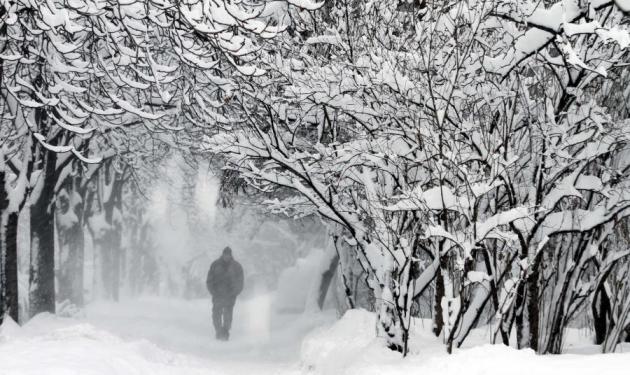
[212,297,236,339]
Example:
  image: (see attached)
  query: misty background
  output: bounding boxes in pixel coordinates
[11,154,338,325]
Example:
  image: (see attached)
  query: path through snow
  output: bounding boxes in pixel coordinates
[84,295,333,362]
[0,296,335,375]
[3,297,630,374]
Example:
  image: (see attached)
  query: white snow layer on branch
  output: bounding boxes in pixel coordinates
[486,0,630,75]
[33,133,102,164]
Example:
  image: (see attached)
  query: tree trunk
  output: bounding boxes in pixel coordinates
[377,279,404,353]
[317,253,339,309]
[482,247,510,345]
[102,173,123,302]
[1,166,27,324]
[593,285,611,345]
[527,265,540,352]
[56,177,85,307]
[57,222,84,307]
[602,296,630,352]
[82,185,96,301]
[29,150,57,317]
[111,228,121,302]
[432,256,445,337]
[514,279,528,349]
[100,233,113,299]
[70,222,84,306]
[0,170,7,325]
[4,212,19,322]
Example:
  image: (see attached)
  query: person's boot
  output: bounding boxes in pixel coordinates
[224,329,230,341]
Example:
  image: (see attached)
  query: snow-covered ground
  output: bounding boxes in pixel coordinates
[302,309,630,375]
[0,295,334,375]
[1,297,630,375]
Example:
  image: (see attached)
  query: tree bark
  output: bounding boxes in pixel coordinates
[1,165,28,324]
[56,177,85,307]
[527,264,540,352]
[102,171,123,302]
[4,211,19,322]
[514,279,528,349]
[57,221,84,307]
[432,256,445,337]
[593,284,611,345]
[29,149,57,317]
[0,170,7,325]
[317,253,339,309]
[483,247,510,345]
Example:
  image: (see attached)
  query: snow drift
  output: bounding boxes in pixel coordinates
[0,315,209,375]
[300,309,630,375]
[2,301,630,375]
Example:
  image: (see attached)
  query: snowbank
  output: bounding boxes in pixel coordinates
[0,297,338,374]
[301,309,397,374]
[300,309,630,375]
[0,314,211,375]
[3,301,630,375]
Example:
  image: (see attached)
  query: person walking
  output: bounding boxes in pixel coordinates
[206,246,244,340]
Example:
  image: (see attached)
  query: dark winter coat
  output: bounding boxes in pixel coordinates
[206,258,244,302]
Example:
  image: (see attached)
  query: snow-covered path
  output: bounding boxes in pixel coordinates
[3,297,630,375]
[84,296,332,363]
[0,296,335,375]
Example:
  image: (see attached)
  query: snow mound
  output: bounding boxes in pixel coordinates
[0,314,214,375]
[300,309,630,375]
[300,309,399,374]
[3,300,630,375]
[418,344,630,375]
[0,316,21,340]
